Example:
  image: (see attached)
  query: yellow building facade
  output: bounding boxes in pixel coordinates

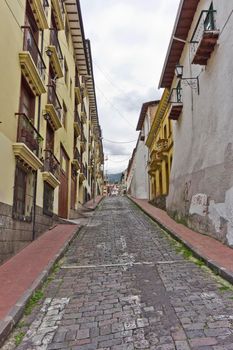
[146,89,173,206]
[0,0,103,263]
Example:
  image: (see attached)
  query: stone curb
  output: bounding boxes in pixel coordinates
[128,196,233,285]
[0,225,83,347]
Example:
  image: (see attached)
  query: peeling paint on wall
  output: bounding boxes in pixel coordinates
[189,193,208,216]
[189,186,233,246]
[225,187,233,245]
[208,200,226,233]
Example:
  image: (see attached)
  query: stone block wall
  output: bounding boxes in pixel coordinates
[0,202,59,264]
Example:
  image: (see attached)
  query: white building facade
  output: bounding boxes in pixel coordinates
[127,101,159,199]
[159,0,233,245]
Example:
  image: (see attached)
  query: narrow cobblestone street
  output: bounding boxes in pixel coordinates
[5,197,233,350]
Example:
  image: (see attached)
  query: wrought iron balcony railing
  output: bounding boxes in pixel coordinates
[80,124,86,142]
[21,26,46,81]
[75,74,80,88]
[190,8,219,65]
[169,86,183,104]
[168,86,183,120]
[74,110,82,128]
[50,28,63,62]
[44,149,60,179]
[80,163,87,178]
[74,147,81,164]
[16,113,43,156]
[47,84,62,120]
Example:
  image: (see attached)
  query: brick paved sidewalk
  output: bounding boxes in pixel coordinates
[0,224,79,344]
[129,196,233,283]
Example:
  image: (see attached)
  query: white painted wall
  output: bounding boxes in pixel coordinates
[127,107,155,199]
[167,0,233,245]
[129,138,149,199]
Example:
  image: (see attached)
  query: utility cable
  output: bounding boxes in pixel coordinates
[107,158,130,163]
[96,86,135,129]
[103,138,136,144]
[4,0,22,29]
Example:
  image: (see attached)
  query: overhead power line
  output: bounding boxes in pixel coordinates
[108,158,130,163]
[96,86,135,129]
[103,138,136,144]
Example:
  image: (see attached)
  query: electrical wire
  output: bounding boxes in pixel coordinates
[220,8,233,36]
[107,158,130,163]
[103,138,136,144]
[93,60,144,96]
[96,86,135,129]
[4,0,22,29]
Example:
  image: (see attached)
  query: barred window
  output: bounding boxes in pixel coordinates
[13,165,34,222]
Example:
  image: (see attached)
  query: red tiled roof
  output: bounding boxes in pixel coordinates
[159,0,200,88]
[136,100,160,131]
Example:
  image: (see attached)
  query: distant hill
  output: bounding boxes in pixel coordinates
[107,173,122,184]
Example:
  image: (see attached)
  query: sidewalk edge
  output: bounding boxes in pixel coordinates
[0,225,82,346]
[127,196,233,285]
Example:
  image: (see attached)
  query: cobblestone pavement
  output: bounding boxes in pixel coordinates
[4,197,233,350]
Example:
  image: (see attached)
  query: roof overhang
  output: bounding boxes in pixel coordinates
[136,100,160,131]
[85,40,99,128]
[159,0,200,89]
[65,0,89,76]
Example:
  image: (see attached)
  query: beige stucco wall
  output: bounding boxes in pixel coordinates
[0,0,26,206]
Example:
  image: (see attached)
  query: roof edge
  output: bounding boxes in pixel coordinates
[136,100,160,131]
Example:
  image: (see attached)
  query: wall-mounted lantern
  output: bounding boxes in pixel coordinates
[175,64,200,94]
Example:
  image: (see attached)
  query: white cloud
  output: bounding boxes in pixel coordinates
[80,0,180,173]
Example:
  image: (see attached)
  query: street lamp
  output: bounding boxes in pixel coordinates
[175,64,184,78]
[175,63,200,94]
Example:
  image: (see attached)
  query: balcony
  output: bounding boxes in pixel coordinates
[44,84,62,130]
[168,87,183,120]
[12,113,43,170]
[29,0,49,30]
[42,149,60,188]
[88,141,93,150]
[157,139,169,153]
[191,8,219,65]
[80,132,87,152]
[74,76,82,104]
[74,110,81,136]
[81,103,87,123]
[80,125,87,151]
[47,29,63,78]
[79,163,87,183]
[148,149,162,174]
[19,26,46,96]
[72,147,81,170]
[88,164,93,173]
[51,0,64,30]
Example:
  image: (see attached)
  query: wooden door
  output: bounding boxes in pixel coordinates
[70,166,77,210]
[58,146,69,218]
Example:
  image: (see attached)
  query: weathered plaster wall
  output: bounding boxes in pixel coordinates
[167,0,233,245]
[130,141,149,199]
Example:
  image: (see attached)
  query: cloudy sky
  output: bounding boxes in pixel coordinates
[80,0,180,175]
